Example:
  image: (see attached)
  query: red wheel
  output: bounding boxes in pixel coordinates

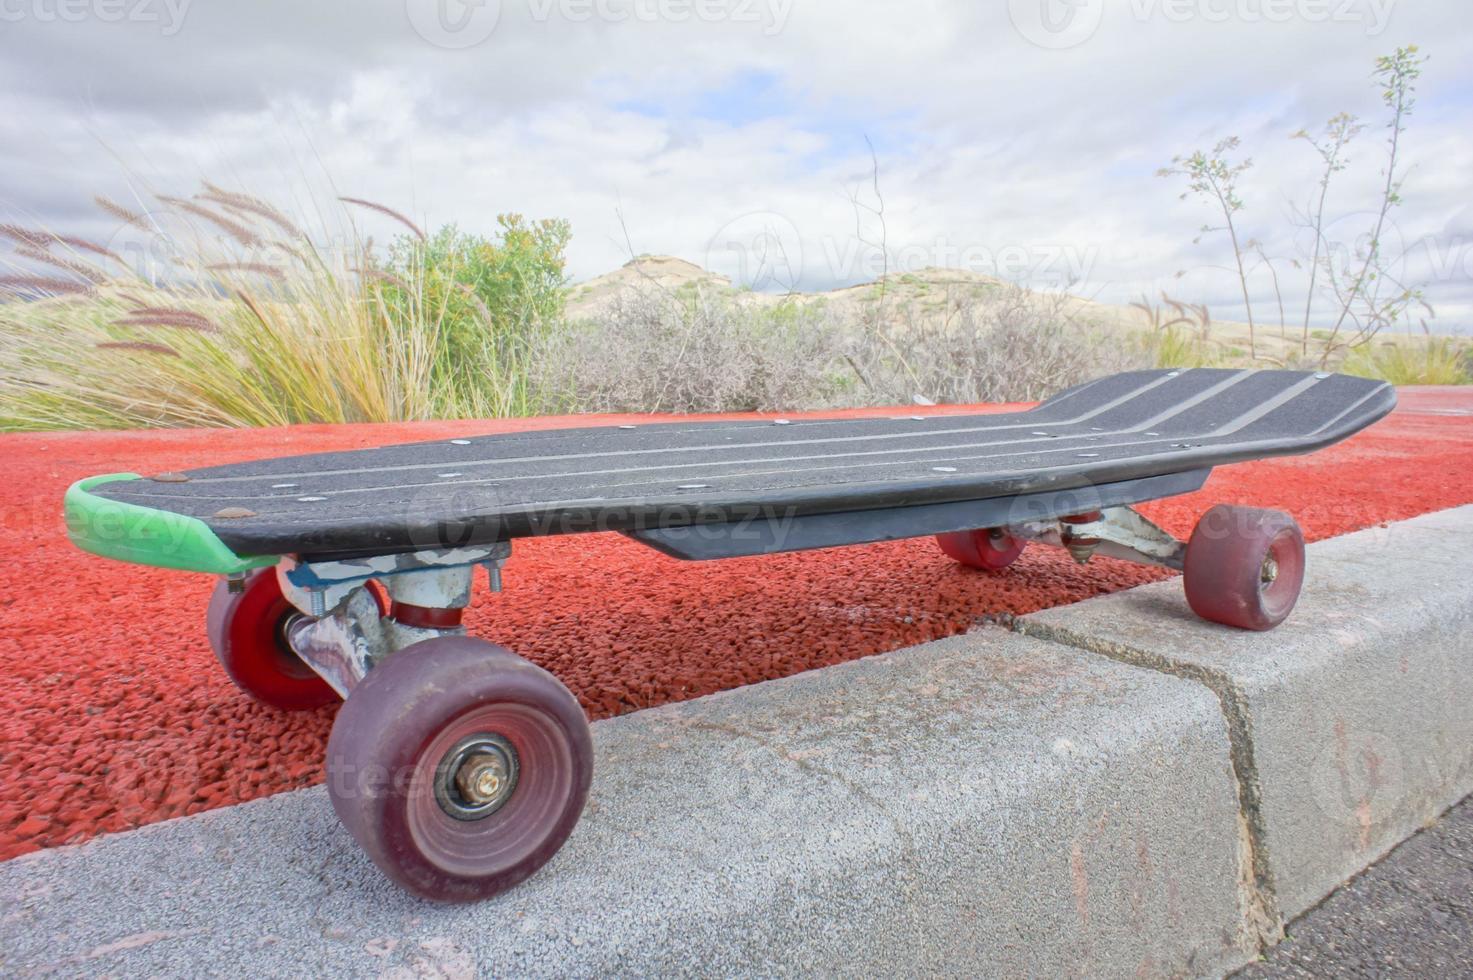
[936,527,1026,570]
[1183,505,1306,631]
[207,569,339,711]
[326,636,593,903]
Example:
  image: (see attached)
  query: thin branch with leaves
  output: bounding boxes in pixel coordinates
[1158,138,1259,360]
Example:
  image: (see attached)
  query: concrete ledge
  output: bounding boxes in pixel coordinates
[4,506,1471,976]
[1022,504,1473,923]
[0,631,1253,977]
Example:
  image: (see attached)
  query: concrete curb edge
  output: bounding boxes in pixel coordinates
[2,505,1471,976]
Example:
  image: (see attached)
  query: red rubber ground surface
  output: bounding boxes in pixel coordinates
[2,389,1471,860]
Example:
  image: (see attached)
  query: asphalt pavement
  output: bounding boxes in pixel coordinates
[1237,793,1473,977]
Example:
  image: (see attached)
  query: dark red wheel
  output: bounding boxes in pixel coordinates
[936,527,1026,570]
[325,636,593,903]
[1183,504,1306,631]
[206,569,339,711]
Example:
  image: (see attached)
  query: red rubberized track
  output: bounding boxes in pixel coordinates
[2,389,1471,860]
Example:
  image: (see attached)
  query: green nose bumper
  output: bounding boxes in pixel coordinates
[64,473,276,575]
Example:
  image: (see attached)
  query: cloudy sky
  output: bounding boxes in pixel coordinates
[3,0,1470,330]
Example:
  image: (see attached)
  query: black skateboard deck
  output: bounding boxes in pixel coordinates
[71,368,1394,562]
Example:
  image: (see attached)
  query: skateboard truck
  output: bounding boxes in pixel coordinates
[272,543,511,697]
[1014,506,1187,570]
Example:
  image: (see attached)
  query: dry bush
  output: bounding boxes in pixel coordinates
[537,285,851,413]
[844,283,1154,405]
[543,280,1157,415]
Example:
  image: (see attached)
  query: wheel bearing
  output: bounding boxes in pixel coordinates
[434,734,520,821]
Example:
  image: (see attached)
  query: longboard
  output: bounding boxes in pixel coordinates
[71,368,1393,561]
[62,367,1395,903]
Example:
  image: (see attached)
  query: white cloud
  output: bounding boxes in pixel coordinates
[1,0,1469,328]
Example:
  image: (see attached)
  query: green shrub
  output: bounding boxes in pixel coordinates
[374,217,570,417]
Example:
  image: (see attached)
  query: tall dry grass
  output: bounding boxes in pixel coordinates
[0,187,549,429]
[1341,335,1470,386]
